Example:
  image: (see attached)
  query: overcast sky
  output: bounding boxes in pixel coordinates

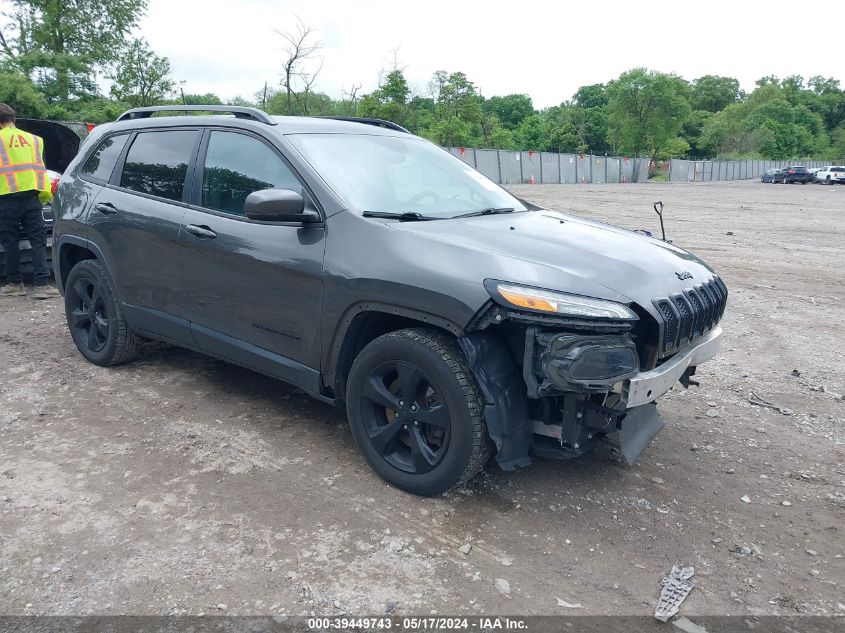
[72,0,845,106]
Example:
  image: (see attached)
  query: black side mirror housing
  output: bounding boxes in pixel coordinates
[244,189,319,223]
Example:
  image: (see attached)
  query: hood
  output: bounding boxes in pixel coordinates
[388,209,716,310]
[14,119,82,174]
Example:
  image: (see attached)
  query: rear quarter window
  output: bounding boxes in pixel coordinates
[119,130,199,202]
[81,134,129,183]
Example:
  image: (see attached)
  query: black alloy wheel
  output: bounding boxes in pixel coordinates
[345,328,492,496]
[64,259,139,366]
[360,360,451,474]
[68,277,109,353]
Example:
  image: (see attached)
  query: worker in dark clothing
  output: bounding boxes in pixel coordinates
[0,103,59,299]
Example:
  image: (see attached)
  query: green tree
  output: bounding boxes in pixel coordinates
[513,113,547,150]
[571,83,608,109]
[108,38,174,108]
[691,75,742,112]
[605,68,692,160]
[480,113,515,149]
[0,70,47,117]
[481,94,533,130]
[174,93,223,106]
[358,69,410,125]
[424,71,483,146]
[681,109,714,158]
[1,0,147,102]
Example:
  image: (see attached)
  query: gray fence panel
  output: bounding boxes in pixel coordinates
[620,157,633,182]
[448,147,475,166]
[635,158,649,183]
[474,149,500,182]
[606,158,621,183]
[499,151,521,184]
[521,151,541,183]
[561,154,578,184]
[444,147,845,184]
[541,152,560,184]
[576,155,591,183]
[669,159,688,182]
[591,156,607,183]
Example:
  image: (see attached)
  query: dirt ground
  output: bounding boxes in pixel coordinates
[1,180,843,618]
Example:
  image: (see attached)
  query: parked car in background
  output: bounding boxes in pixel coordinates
[808,167,822,181]
[0,119,81,281]
[761,168,779,183]
[814,165,845,184]
[773,166,812,184]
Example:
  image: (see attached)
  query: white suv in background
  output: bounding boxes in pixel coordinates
[814,165,845,184]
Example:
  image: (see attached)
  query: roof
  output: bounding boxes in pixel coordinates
[112,106,409,136]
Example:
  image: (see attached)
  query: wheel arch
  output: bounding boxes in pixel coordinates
[56,235,104,293]
[326,303,464,402]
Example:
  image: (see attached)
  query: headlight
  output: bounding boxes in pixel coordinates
[489,282,638,320]
[541,334,640,391]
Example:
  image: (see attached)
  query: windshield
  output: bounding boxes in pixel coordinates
[288,133,526,217]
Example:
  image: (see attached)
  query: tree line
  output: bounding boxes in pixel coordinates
[2,1,844,161]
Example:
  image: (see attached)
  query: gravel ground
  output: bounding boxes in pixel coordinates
[0,180,843,618]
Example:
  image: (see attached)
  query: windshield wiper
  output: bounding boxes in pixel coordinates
[451,207,515,219]
[362,211,440,221]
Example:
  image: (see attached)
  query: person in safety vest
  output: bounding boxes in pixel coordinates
[0,103,59,299]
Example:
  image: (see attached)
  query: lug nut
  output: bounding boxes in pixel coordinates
[399,400,404,407]
[414,420,419,426]
[411,404,417,411]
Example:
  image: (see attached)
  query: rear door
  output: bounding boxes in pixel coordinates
[179,128,326,390]
[86,127,201,344]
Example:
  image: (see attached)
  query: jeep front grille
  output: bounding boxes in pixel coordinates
[653,277,727,355]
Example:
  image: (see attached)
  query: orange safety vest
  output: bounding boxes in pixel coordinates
[0,126,52,204]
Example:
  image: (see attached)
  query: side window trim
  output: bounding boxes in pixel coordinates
[78,133,130,185]
[107,126,203,204]
[188,126,324,222]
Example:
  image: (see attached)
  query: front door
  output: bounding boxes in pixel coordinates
[179,129,325,391]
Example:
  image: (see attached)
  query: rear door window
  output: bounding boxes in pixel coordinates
[119,130,199,202]
[200,131,303,216]
[81,134,129,183]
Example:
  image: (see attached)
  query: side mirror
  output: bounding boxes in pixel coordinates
[244,188,319,223]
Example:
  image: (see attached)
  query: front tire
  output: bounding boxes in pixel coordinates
[64,259,139,366]
[346,328,492,496]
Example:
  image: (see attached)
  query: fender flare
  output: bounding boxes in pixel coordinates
[324,301,465,396]
[54,235,110,293]
[458,331,532,470]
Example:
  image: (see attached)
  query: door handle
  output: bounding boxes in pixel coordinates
[94,202,119,215]
[185,224,217,239]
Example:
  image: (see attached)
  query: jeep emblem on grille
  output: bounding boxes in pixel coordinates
[675,271,693,280]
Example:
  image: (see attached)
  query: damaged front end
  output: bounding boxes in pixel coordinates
[461,279,725,470]
[524,326,665,465]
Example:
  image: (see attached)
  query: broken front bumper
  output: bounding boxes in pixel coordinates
[623,326,722,408]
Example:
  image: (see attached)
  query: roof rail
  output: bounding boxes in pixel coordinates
[117,105,277,125]
[318,116,410,133]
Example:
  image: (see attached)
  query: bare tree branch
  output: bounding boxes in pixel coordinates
[276,17,323,115]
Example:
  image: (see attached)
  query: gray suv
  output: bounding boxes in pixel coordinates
[53,106,727,496]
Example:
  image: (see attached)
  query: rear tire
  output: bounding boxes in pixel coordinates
[64,259,139,366]
[346,328,492,496]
